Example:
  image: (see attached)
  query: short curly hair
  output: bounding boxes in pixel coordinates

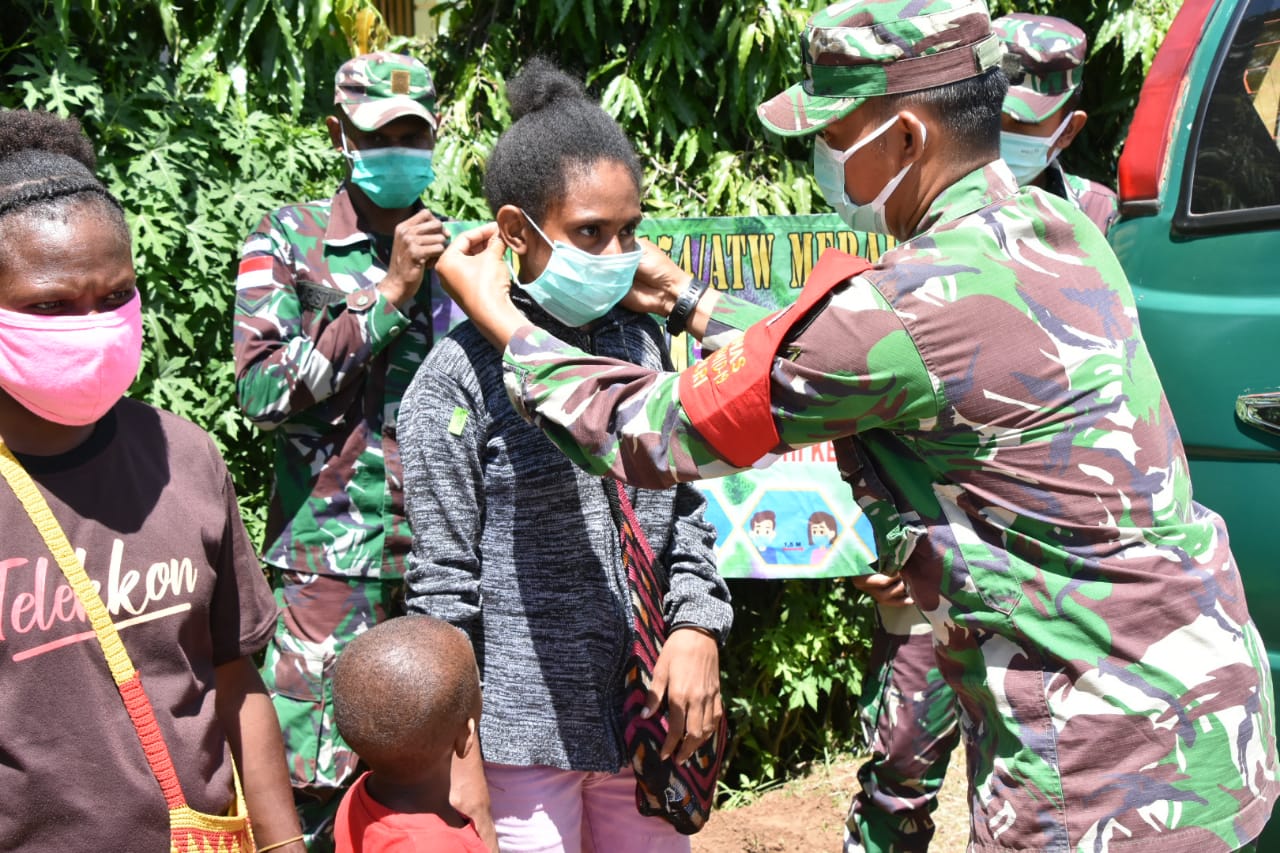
[333,615,481,778]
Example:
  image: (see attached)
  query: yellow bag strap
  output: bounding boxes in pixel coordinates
[0,441,188,809]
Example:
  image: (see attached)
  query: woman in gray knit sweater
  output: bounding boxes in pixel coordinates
[399,59,732,853]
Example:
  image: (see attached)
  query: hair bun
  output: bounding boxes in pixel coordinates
[507,57,589,121]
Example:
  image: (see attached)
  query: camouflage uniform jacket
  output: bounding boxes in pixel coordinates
[1045,160,1119,234]
[234,183,437,579]
[499,161,1279,851]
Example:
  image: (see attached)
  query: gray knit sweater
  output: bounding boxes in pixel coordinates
[400,295,732,772]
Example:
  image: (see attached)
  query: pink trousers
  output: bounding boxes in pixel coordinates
[485,762,692,853]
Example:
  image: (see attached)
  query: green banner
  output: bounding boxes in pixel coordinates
[443,214,893,579]
[641,214,890,579]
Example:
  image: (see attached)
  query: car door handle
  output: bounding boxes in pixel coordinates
[1236,391,1280,435]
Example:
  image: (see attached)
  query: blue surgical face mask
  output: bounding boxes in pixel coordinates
[515,211,642,328]
[342,130,436,209]
[1000,114,1071,186]
[813,115,927,235]
[811,535,832,549]
[751,533,775,551]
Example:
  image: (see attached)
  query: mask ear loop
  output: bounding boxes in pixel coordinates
[496,213,519,282]
[519,209,554,250]
[867,119,929,212]
[504,254,522,284]
[1043,112,1074,169]
[513,210,554,286]
[509,211,550,284]
[829,113,903,165]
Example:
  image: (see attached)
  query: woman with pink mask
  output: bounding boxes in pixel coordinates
[0,109,303,853]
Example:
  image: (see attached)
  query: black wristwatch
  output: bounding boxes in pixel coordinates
[665,276,710,337]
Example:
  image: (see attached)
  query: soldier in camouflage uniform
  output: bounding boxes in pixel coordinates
[233,52,458,852]
[431,0,1280,850]
[846,15,1124,852]
[995,14,1119,233]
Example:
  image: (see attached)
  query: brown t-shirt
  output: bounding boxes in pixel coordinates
[0,400,278,851]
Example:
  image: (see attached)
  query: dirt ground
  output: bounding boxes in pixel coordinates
[692,749,969,853]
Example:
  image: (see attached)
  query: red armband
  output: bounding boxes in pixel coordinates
[677,250,872,467]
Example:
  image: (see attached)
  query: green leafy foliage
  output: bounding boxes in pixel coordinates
[1,0,1176,802]
[0,0,352,545]
[719,579,875,792]
[422,0,816,220]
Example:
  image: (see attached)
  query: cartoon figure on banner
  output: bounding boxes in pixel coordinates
[749,510,781,564]
[742,489,860,575]
[808,511,839,563]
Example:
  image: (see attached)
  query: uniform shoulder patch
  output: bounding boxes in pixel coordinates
[296,280,346,312]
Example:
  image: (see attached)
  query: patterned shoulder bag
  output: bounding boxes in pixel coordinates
[604,478,727,835]
[0,443,256,853]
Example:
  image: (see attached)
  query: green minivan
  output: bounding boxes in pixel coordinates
[1109,0,1280,838]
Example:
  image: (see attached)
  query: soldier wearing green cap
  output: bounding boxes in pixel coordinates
[846,16,1127,850]
[996,13,1119,232]
[432,0,1280,847]
[232,52,479,852]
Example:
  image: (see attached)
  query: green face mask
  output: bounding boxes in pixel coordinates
[999,114,1072,186]
[516,211,642,328]
[341,131,436,209]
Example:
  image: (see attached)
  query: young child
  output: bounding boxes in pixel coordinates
[331,615,486,853]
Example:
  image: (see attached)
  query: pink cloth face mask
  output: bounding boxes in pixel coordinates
[0,291,143,426]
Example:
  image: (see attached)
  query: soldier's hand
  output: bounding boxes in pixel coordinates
[435,221,527,349]
[852,572,914,607]
[378,208,448,309]
[623,239,690,317]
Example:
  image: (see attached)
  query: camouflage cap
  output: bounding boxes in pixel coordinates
[758,0,1004,137]
[993,14,1086,123]
[334,52,437,132]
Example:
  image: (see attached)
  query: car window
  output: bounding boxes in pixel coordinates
[1185,0,1280,219]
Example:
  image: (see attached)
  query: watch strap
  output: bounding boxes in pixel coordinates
[665,276,710,337]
